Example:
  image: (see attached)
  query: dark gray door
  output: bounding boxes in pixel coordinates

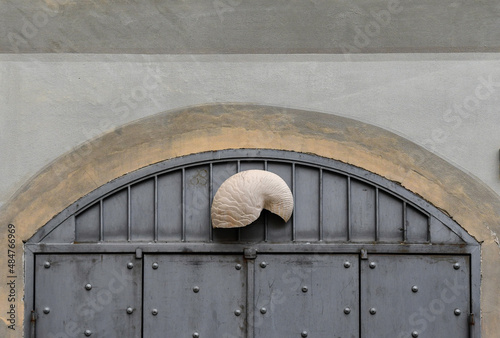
[143,254,247,338]
[33,253,472,338]
[35,254,142,338]
[360,255,470,338]
[254,254,359,338]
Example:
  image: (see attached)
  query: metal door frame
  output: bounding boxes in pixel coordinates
[24,149,481,337]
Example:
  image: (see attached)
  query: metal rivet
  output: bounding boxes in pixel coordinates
[411,331,419,337]
[369,262,376,269]
[454,308,462,316]
[369,307,377,315]
[260,262,267,268]
[126,307,133,314]
[301,331,308,337]
[235,264,242,270]
[412,285,419,293]
[193,286,200,293]
[43,307,50,314]
[84,330,92,336]
[344,261,351,268]
[260,307,267,314]
[234,309,241,316]
[44,261,51,268]
[151,309,158,316]
[152,262,159,269]
[453,263,460,270]
[85,283,92,291]
[127,262,134,269]
[192,332,199,338]
[301,286,308,293]
[344,307,351,315]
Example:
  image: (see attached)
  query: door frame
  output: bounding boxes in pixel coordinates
[23,149,481,337]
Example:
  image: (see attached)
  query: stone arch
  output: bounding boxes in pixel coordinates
[0,103,499,336]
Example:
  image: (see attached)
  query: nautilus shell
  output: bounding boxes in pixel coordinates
[211,170,294,228]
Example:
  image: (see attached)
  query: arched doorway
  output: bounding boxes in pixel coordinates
[25,149,480,337]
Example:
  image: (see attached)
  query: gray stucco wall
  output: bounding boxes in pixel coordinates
[2,0,500,53]
[1,53,500,209]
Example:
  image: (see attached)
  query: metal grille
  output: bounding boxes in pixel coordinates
[33,150,469,245]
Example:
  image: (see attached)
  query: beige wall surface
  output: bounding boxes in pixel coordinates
[0,104,499,336]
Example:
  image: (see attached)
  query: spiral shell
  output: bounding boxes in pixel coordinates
[211,170,294,228]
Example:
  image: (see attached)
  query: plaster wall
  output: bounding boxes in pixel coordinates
[1,2,500,337]
[2,0,499,53]
[1,104,500,337]
[1,53,500,212]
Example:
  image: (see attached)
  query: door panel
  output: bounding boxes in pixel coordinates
[143,254,247,338]
[360,255,470,338]
[35,254,142,338]
[254,254,359,338]
[33,252,472,338]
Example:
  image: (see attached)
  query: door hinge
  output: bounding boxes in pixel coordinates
[30,310,37,338]
[469,313,476,338]
[469,313,475,326]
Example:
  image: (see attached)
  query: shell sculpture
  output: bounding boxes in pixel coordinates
[211,170,294,228]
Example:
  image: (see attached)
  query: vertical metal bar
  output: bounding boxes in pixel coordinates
[237,161,241,242]
[141,255,145,338]
[99,199,104,242]
[375,187,379,242]
[426,216,431,243]
[358,252,362,338]
[209,163,214,242]
[246,260,255,338]
[347,176,351,242]
[154,176,158,242]
[264,160,268,242]
[292,163,296,242]
[24,249,35,338]
[127,186,131,242]
[319,168,323,242]
[403,201,408,242]
[428,216,434,244]
[182,168,186,242]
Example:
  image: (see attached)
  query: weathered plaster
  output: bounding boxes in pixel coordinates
[1,0,499,53]
[0,104,499,336]
[3,53,500,208]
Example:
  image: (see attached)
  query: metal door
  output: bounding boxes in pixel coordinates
[254,254,359,338]
[34,254,142,338]
[143,254,247,338]
[360,255,470,338]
